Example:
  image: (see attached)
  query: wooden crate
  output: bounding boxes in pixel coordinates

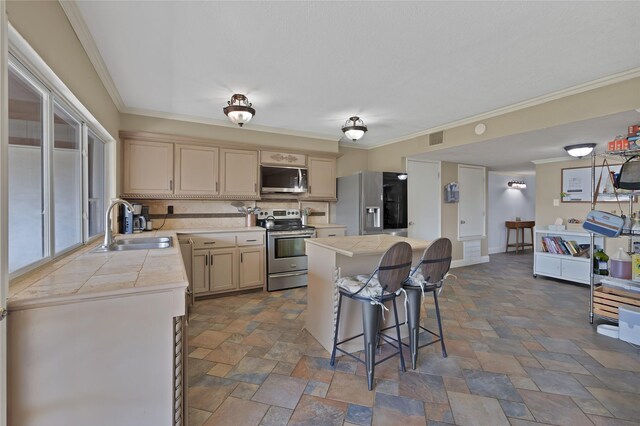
[594,286,640,320]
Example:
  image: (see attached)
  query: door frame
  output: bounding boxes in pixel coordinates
[1,1,9,424]
[406,158,441,240]
[457,164,486,240]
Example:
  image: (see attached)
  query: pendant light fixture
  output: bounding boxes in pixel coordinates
[223,94,255,127]
[342,116,368,141]
[564,143,596,158]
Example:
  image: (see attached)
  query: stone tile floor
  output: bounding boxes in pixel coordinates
[187,252,640,425]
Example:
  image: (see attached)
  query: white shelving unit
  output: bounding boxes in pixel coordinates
[588,148,640,323]
[533,228,604,285]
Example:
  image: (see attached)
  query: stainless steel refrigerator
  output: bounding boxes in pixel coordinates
[336,171,408,236]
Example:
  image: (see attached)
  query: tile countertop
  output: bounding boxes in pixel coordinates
[8,227,265,310]
[306,234,431,258]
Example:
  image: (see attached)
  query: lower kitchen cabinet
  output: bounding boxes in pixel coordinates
[315,226,346,238]
[239,246,264,289]
[192,231,265,296]
[211,248,237,292]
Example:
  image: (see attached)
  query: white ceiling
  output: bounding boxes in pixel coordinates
[412,110,640,174]
[74,1,640,147]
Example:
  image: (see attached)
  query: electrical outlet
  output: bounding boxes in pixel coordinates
[553,199,560,207]
[167,205,174,214]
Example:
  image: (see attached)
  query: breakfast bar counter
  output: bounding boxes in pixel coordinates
[304,235,431,353]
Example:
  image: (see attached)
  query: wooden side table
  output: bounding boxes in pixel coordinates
[505,221,535,254]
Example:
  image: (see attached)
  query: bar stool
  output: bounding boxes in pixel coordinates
[402,238,452,369]
[330,242,413,390]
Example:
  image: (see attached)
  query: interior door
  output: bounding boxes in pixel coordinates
[458,165,486,239]
[1,3,8,423]
[407,159,440,240]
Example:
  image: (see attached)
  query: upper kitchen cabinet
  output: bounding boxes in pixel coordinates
[123,139,174,195]
[174,144,219,195]
[260,150,306,167]
[220,148,259,197]
[307,156,336,199]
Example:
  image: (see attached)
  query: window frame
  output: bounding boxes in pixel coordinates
[7,25,114,280]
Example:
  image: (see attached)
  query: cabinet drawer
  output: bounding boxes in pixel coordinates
[191,234,236,249]
[237,232,264,246]
[536,256,561,276]
[561,259,590,281]
[315,228,346,238]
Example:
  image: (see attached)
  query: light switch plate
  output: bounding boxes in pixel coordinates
[553,199,560,207]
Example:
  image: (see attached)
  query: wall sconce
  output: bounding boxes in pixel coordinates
[508,180,526,189]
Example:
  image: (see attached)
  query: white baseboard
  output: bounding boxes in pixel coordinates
[451,255,490,269]
[488,246,504,255]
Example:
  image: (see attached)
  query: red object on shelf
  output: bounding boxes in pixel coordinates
[608,140,617,151]
[629,125,640,135]
[616,138,624,151]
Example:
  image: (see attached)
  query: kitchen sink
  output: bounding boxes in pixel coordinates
[93,236,173,252]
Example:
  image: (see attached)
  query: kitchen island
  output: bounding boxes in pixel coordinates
[304,234,431,353]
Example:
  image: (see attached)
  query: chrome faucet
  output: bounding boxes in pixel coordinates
[102,199,134,249]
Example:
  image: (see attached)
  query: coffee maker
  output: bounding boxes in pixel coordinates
[119,204,134,234]
[119,203,147,233]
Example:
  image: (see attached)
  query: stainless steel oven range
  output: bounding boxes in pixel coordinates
[257,209,315,291]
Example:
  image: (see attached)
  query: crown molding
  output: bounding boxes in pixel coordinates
[366,67,640,150]
[59,0,125,110]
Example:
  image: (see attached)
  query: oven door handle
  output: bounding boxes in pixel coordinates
[269,271,308,278]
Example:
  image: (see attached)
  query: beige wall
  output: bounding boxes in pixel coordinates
[6,0,120,141]
[119,113,338,154]
[336,146,368,177]
[367,77,640,171]
[535,158,592,228]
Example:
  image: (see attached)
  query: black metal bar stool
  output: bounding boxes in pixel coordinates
[402,238,452,369]
[330,242,413,390]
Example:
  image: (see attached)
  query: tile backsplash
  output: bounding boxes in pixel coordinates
[124,199,332,230]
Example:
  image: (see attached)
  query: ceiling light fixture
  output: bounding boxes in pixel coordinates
[223,94,255,127]
[397,173,408,181]
[342,116,368,141]
[564,143,596,158]
[507,180,527,189]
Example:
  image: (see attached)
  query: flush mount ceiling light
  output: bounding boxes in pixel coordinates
[507,180,527,189]
[564,143,596,158]
[342,116,368,141]
[223,94,255,127]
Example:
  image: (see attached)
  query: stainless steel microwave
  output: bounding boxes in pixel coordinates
[261,166,308,193]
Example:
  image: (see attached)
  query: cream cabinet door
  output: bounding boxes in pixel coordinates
[210,249,238,293]
[175,144,219,195]
[239,247,264,289]
[220,149,259,197]
[192,250,210,294]
[123,140,174,194]
[308,157,336,199]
